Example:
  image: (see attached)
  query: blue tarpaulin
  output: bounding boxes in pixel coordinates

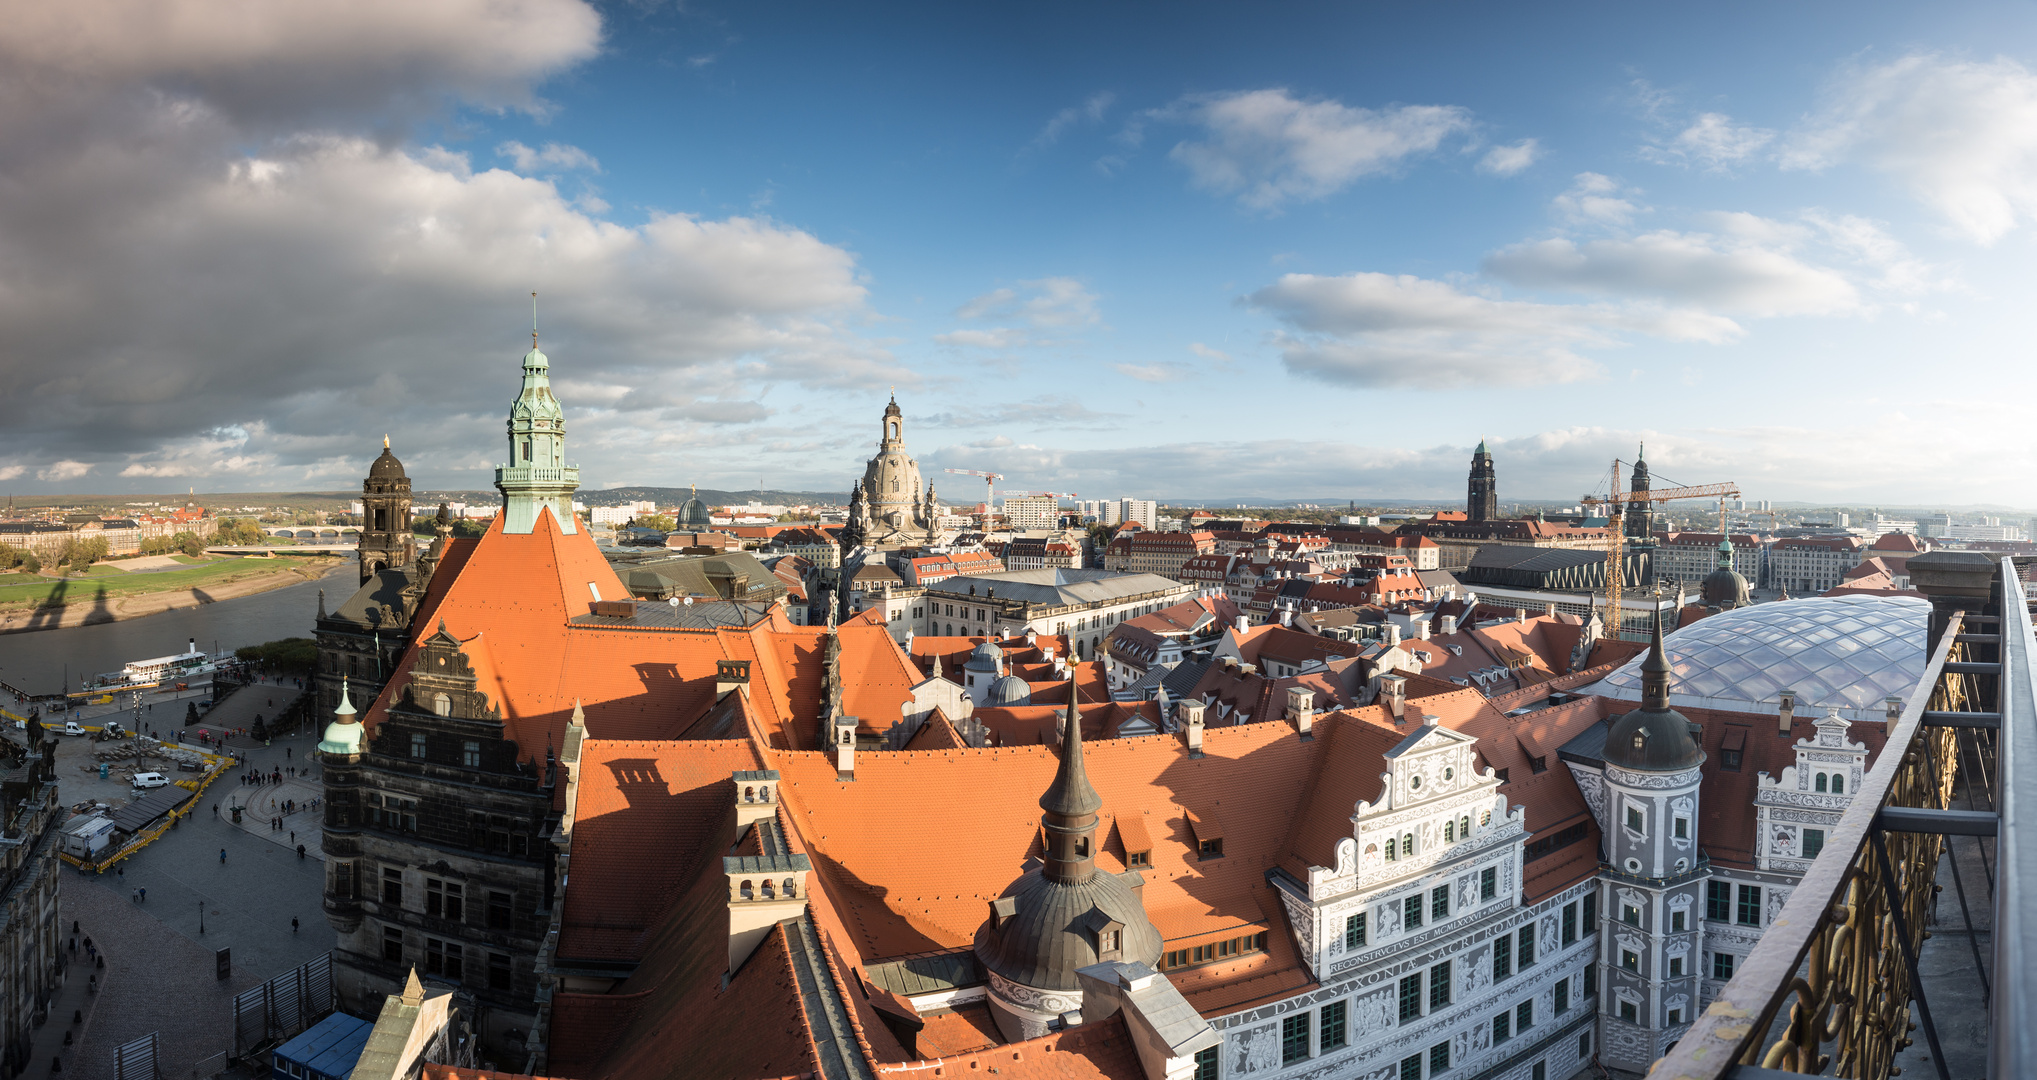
[271,1012,375,1080]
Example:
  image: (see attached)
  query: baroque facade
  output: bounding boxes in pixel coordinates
[843,396,937,549]
[0,718,62,1080]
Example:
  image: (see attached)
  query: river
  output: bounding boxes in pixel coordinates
[0,563,351,696]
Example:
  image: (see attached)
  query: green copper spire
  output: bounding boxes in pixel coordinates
[495,302,580,534]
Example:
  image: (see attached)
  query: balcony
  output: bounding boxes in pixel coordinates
[1656,553,2029,1079]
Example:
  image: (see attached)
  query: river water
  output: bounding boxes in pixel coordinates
[0,563,351,696]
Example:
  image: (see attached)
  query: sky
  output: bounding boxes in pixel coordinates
[2,1,2036,507]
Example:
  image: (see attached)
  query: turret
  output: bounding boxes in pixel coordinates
[495,327,581,534]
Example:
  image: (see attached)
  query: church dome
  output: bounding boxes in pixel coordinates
[1592,594,1926,722]
[965,641,1003,673]
[678,494,710,529]
[987,674,1031,706]
[1702,565,1750,609]
[368,445,406,480]
[975,865,1163,992]
[1601,617,1703,773]
[319,680,364,756]
[523,346,548,369]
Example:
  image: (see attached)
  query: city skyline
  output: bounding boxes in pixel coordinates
[1,2,2033,503]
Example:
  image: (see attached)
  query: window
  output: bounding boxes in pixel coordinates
[1579,1031,1592,1059]
[334,862,353,900]
[1344,913,1366,951]
[1622,903,1641,927]
[1432,885,1450,920]
[1481,866,1497,901]
[1621,949,1639,972]
[1404,895,1424,931]
[1445,820,1455,842]
[1460,815,1470,837]
[1321,1000,1347,1051]
[1737,884,1763,927]
[1492,931,1512,981]
[1721,747,1743,770]
[1492,1011,1511,1043]
[1400,1056,1421,1080]
[1620,999,1638,1023]
[1668,955,1684,977]
[1674,816,1689,839]
[1517,923,1535,968]
[1516,1000,1534,1031]
[425,879,463,921]
[1584,965,1598,998]
[1192,1047,1217,1080]
[1584,892,1597,933]
[1398,974,1422,1023]
[1712,952,1735,980]
[1385,836,1398,861]
[1199,837,1223,858]
[1626,806,1645,833]
[1402,832,1415,857]
[463,740,481,768]
[1707,881,1731,922]
[1832,774,1844,794]
[1668,1007,1684,1025]
[1668,907,1686,931]
[411,732,427,758]
[1562,902,1577,946]
[488,891,513,931]
[1127,849,1150,868]
[1529,755,1548,774]
[1281,1013,1310,1065]
[488,952,512,991]
[1532,1063,1545,1080]
[1555,978,1570,1014]
[425,938,463,982]
[1495,768,1510,784]
[1803,828,1825,860]
[433,694,452,717]
[1525,822,1590,863]
[1158,934,1268,970]
[382,926,403,963]
[382,868,402,907]
[1429,960,1452,1009]
[1429,1041,1450,1074]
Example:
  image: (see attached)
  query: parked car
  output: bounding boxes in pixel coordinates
[60,722,86,737]
[130,772,170,790]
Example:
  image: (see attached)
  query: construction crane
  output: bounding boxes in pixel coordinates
[996,490,1079,499]
[1581,465,1740,639]
[943,468,1004,510]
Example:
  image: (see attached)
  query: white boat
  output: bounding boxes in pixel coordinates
[85,639,223,691]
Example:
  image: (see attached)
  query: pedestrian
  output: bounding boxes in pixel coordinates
[219,848,226,864]
[291,917,299,933]
[212,803,218,817]
[296,844,305,860]
[130,889,138,903]
[116,865,123,882]
[289,830,295,843]
[285,747,291,759]
[138,888,144,902]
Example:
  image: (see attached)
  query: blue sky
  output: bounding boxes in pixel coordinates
[1,1,2034,506]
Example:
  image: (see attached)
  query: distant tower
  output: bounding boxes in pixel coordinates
[1467,439,1498,522]
[495,330,581,534]
[1626,443,1656,585]
[358,437,413,585]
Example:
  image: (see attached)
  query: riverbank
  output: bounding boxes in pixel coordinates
[0,558,342,635]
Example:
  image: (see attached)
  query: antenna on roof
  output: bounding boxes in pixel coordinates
[531,291,539,350]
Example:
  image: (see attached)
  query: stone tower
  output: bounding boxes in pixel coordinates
[359,437,413,584]
[1467,439,1498,522]
[1596,613,1707,1070]
[496,332,580,534]
[1625,444,1655,542]
[843,394,932,549]
[318,679,366,935]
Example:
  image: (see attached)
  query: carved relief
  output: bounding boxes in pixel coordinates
[1232,1023,1282,1074]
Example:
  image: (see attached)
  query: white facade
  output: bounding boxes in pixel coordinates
[1120,499,1160,531]
[1003,496,1062,531]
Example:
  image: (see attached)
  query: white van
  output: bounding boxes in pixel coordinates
[60,722,86,737]
[130,772,170,790]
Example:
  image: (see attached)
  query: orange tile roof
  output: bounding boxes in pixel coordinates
[873,1018,1145,1080]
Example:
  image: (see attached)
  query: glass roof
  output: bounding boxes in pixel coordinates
[1593,594,1927,718]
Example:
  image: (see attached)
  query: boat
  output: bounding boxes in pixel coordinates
[81,639,224,693]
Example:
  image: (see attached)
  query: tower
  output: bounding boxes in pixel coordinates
[358,437,413,584]
[1596,613,1707,1070]
[495,332,580,534]
[1625,443,1654,541]
[1467,438,1498,522]
[975,680,1163,1040]
[319,679,366,935]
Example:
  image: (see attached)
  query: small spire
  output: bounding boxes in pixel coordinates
[1640,608,1671,711]
[335,677,355,717]
[402,968,425,1006]
[532,290,539,350]
[1040,671,1101,818]
[570,699,585,727]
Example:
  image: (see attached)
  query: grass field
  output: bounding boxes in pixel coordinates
[0,557,331,610]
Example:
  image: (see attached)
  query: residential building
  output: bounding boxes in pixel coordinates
[1650,533,1764,589]
[1118,498,1158,530]
[0,718,65,1069]
[919,568,1194,660]
[1767,537,1863,594]
[1001,496,1062,532]
[1001,535,1080,571]
[1101,530,1214,577]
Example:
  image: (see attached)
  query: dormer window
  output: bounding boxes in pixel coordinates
[1199,838,1223,858]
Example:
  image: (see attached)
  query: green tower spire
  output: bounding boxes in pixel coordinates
[494,302,580,533]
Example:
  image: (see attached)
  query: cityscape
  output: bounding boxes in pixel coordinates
[0,5,2031,1080]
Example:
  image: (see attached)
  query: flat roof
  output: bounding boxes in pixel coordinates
[273,1011,375,1080]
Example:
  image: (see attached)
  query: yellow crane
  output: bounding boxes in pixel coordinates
[1582,466,1740,639]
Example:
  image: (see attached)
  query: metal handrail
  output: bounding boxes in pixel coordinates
[1990,558,2034,1076]
[1652,578,1977,1076]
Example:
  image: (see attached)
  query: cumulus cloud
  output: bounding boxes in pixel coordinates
[1642,113,1774,170]
[38,461,92,483]
[1029,92,1114,150]
[1477,139,1542,176]
[955,277,1099,328]
[496,141,600,173]
[1187,342,1231,362]
[0,466,22,482]
[1783,53,2037,243]
[1483,231,1859,316]
[1245,272,1738,389]
[1166,89,1473,209]
[1551,173,1646,226]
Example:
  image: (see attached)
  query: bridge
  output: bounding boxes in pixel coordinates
[203,545,357,556]
[260,526,360,540]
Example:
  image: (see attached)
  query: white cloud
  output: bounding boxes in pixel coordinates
[1113,362,1191,383]
[1784,53,2037,243]
[1166,89,1473,210]
[1642,112,1774,169]
[951,278,1099,332]
[1029,92,1114,150]
[1246,272,1738,389]
[37,461,92,483]
[934,328,1028,349]
[496,140,600,173]
[1477,139,1542,176]
[1483,231,1859,316]
[1551,173,1646,226]
[0,466,24,481]
[1187,342,1231,362]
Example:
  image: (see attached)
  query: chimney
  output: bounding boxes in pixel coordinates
[1515,608,1527,624]
[1234,615,1249,633]
[1386,624,1403,646]
[725,851,812,974]
[1279,606,1293,627]
[1181,700,1206,758]
[1777,690,1796,737]
[1415,618,1431,640]
[1286,686,1316,739]
[733,769,781,830]
[1885,696,1903,723]
[715,659,751,701]
[1544,602,1558,617]
[1439,615,1458,636]
[836,718,858,780]
[1381,674,1407,722]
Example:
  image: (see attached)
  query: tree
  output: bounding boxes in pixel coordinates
[234,637,319,673]
[21,554,39,574]
[634,514,676,532]
[175,531,204,557]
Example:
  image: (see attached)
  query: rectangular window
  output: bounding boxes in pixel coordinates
[1429,960,1452,1010]
[1622,903,1641,927]
[381,926,403,963]
[1620,999,1638,1023]
[1671,909,1687,932]
[1626,805,1645,833]
[1126,849,1150,868]
[1516,1000,1534,1031]
[1398,974,1423,1023]
[1532,1063,1545,1080]
[1492,931,1512,981]
[1282,1013,1310,1065]
[424,938,462,982]
[1737,884,1763,927]
[1669,955,1684,977]
[1584,891,1597,933]
[410,732,426,759]
[1429,1041,1450,1074]
[1621,949,1640,972]
[1584,965,1598,998]
[1481,866,1497,901]
[1193,1048,1217,1080]
[1555,978,1570,1014]
[463,740,481,768]
[1517,922,1535,968]
[1400,1056,1421,1080]
[487,891,513,931]
[1722,748,1743,771]
[1404,895,1424,931]
[425,879,462,921]
[1562,903,1577,946]
[1668,1007,1684,1025]
[1803,828,1825,859]
[488,952,512,991]
[1344,913,1367,951]
[1432,885,1450,920]
[1713,952,1735,980]
[1493,1012,1511,1043]
[1321,1000,1347,1051]
[382,868,402,907]
[1707,881,1731,921]
[1199,838,1223,858]
[1580,1031,1592,1059]
[1674,816,1689,839]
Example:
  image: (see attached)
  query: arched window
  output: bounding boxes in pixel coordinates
[783,878,797,898]
[433,693,451,717]
[1403,833,1415,857]
[761,880,775,899]
[522,438,532,462]
[1815,773,1827,793]
[1481,810,1492,827]
[1460,815,1471,836]
[739,880,754,900]
[743,786,755,803]
[1445,821,1455,842]
[1385,837,1398,861]
[1831,774,1844,794]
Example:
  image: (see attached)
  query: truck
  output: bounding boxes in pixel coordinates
[61,816,115,859]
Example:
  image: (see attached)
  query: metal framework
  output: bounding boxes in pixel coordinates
[1581,468,1741,638]
[1654,554,2027,1079]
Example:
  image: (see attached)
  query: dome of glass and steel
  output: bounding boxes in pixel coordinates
[1590,594,1927,722]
